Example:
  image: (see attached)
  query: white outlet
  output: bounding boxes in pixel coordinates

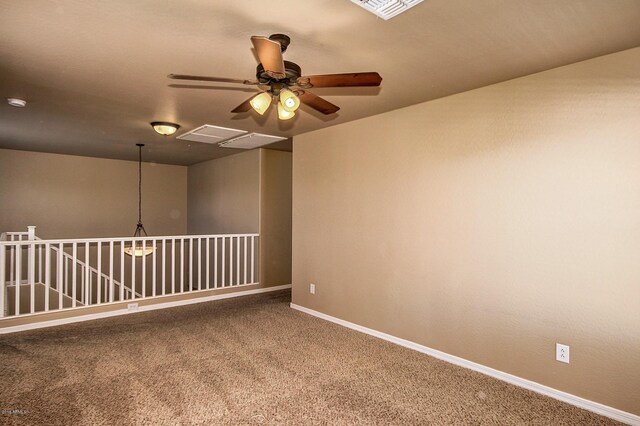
[309,283,316,294]
[128,303,139,311]
[556,343,570,364]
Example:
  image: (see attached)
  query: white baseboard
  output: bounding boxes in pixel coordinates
[290,303,639,426]
[0,284,291,334]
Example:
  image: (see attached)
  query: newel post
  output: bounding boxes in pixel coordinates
[27,226,36,240]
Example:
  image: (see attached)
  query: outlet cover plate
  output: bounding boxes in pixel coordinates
[556,343,570,364]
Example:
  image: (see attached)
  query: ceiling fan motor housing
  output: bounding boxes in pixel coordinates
[256,60,301,86]
[268,33,291,52]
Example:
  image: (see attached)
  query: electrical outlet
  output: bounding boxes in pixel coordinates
[309,283,316,294]
[556,343,570,364]
[127,303,139,311]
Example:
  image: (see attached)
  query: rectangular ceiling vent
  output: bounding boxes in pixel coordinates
[177,124,247,145]
[219,133,287,150]
[350,0,423,20]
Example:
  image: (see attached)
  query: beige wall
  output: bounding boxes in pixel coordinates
[187,150,260,235]
[0,149,187,238]
[292,48,640,415]
[259,149,292,287]
[187,149,292,287]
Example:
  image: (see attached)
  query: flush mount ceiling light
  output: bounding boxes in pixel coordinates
[150,121,180,136]
[7,98,27,108]
[124,144,154,257]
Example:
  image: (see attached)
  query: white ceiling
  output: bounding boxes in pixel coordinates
[1,0,639,165]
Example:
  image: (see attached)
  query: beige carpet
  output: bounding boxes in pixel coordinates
[0,290,620,425]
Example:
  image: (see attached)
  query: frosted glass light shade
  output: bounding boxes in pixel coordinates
[277,103,295,120]
[151,122,179,136]
[250,92,272,115]
[279,89,300,112]
[123,245,155,257]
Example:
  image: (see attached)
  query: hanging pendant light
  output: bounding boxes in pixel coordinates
[124,144,154,257]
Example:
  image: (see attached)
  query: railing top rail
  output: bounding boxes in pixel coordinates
[1,232,30,241]
[0,233,259,246]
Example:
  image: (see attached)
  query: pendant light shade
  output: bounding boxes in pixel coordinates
[249,92,272,115]
[124,144,154,257]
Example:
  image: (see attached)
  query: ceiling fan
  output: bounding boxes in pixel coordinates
[169,34,382,120]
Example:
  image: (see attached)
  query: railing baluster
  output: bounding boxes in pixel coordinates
[64,256,69,296]
[58,244,64,309]
[162,239,166,296]
[44,243,51,312]
[152,239,157,297]
[229,237,233,286]
[10,244,15,287]
[15,244,22,315]
[109,241,114,303]
[120,240,125,301]
[206,237,210,290]
[197,238,202,291]
[189,238,193,292]
[236,236,240,286]
[97,242,102,304]
[180,238,184,292]
[251,236,255,284]
[131,240,136,300]
[222,237,226,287]
[141,240,147,298]
[244,236,248,285]
[214,237,218,289]
[71,243,77,308]
[171,238,176,295]
[38,244,43,286]
[85,242,90,306]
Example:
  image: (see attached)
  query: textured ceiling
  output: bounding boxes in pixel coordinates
[1,0,639,165]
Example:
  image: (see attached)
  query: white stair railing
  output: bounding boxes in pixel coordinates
[48,244,139,303]
[1,227,260,318]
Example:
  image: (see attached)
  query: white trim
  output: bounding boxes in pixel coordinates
[0,232,259,246]
[290,303,640,426]
[0,284,291,334]
[1,281,260,320]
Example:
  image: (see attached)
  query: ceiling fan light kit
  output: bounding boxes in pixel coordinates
[249,92,272,115]
[279,89,300,112]
[277,103,295,120]
[150,121,180,136]
[169,34,382,121]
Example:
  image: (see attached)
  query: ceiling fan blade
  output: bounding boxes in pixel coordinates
[230,95,256,113]
[298,72,382,88]
[168,74,257,85]
[250,36,286,79]
[298,91,340,115]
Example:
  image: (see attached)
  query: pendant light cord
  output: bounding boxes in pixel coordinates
[138,144,142,225]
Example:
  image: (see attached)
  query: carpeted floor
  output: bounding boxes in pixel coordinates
[0,290,620,425]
